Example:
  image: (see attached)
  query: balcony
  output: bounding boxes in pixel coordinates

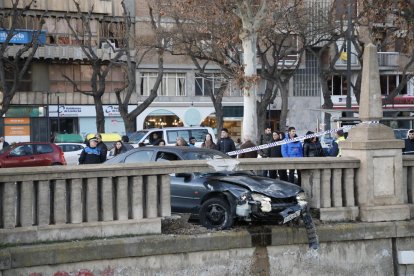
[334,52,399,69]
[4,45,131,62]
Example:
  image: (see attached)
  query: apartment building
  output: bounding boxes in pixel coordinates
[0,0,134,142]
[2,0,413,143]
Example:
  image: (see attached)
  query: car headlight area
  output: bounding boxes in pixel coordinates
[251,193,272,212]
[296,192,308,208]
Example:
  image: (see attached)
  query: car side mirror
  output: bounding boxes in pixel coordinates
[175,173,192,181]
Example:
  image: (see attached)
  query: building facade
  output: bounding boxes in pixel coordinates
[1,0,414,143]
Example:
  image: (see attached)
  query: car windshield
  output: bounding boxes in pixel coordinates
[182,151,228,160]
[128,131,148,143]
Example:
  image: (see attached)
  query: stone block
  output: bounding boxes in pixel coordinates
[320,207,359,222]
[360,205,410,222]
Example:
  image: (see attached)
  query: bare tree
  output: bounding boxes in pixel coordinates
[114,1,165,133]
[360,0,414,105]
[158,0,242,134]
[64,0,126,133]
[0,0,44,115]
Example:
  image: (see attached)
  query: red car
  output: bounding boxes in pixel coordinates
[0,142,66,168]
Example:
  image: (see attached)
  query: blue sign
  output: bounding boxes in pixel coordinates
[0,29,46,45]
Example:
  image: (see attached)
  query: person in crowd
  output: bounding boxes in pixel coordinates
[94,133,108,162]
[269,131,288,181]
[217,128,236,156]
[121,135,134,151]
[235,138,242,149]
[303,131,325,157]
[281,127,303,184]
[0,137,9,150]
[403,129,414,155]
[175,137,189,146]
[113,140,128,156]
[328,130,346,157]
[259,126,273,176]
[238,135,258,158]
[201,133,216,149]
[150,132,163,146]
[155,139,166,146]
[189,136,196,147]
[79,137,105,164]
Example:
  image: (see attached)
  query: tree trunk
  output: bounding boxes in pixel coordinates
[241,32,258,142]
[279,84,289,132]
[94,95,105,133]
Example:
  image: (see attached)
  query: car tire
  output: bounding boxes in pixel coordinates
[199,197,233,230]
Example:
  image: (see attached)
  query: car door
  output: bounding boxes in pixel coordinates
[59,144,84,165]
[155,150,204,214]
[33,144,54,166]
[3,144,37,168]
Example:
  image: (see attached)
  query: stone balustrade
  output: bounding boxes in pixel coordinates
[0,156,395,245]
[402,155,414,215]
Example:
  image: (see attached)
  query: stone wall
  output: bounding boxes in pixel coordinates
[1,221,413,276]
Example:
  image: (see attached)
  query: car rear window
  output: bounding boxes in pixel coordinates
[190,129,209,142]
[167,130,190,144]
[60,144,84,152]
[36,144,53,154]
[124,150,153,163]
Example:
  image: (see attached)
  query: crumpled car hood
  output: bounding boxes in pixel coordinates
[207,174,302,198]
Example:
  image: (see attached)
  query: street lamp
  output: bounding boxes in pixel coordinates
[57,94,60,134]
[346,0,354,118]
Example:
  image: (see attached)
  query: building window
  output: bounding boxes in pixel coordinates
[5,65,32,92]
[380,75,407,95]
[141,73,186,96]
[195,73,224,96]
[293,52,321,97]
[327,75,348,96]
[49,64,124,93]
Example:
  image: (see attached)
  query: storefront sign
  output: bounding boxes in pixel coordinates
[0,29,46,45]
[49,105,126,117]
[4,117,30,142]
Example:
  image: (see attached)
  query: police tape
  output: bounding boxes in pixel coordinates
[226,121,380,157]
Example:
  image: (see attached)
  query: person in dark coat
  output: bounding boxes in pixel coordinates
[303,131,325,157]
[403,129,414,155]
[122,135,134,151]
[0,137,9,150]
[94,133,108,162]
[217,128,236,156]
[238,135,258,158]
[79,137,105,164]
[269,131,288,181]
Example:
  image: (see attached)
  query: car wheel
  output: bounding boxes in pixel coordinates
[199,197,233,230]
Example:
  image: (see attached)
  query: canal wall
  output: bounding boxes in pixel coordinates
[1,221,413,276]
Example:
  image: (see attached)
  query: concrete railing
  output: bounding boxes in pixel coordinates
[402,155,414,215]
[0,157,363,244]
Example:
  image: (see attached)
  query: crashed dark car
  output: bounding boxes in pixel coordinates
[106,147,318,246]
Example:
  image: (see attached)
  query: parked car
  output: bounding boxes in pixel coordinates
[56,143,86,165]
[0,142,66,168]
[128,127,216,147]
[105,147,316,235]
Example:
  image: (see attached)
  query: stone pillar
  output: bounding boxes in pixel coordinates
[341,43,410,222]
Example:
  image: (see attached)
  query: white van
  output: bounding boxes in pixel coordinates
[128,127,217,147]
